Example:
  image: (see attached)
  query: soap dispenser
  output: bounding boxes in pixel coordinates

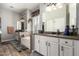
[64,25,70,36]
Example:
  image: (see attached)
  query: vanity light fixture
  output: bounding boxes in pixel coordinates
[46,3,63,11]
[46,3,57,11]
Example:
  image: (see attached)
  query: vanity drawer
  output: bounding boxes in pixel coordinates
[60,38,73,46]
[39,35,58,43]
[47,37,59,43]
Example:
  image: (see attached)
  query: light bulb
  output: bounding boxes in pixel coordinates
[46,6,52,12]
[52,5,56,10]
[57,3,63,8]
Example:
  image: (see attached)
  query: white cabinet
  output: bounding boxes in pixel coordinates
[34,35,59,56]
[47,37,59,56]
[60,39,73,56]
[48,42,59,56]
[60,44,73,56]
[74,40,79,56]
[34,35,40,52]
[34,35,48,55]
[21,37,30,49]
[21,32,30,49]
[34,35,48,56]
[34,35,74,56]
[39,36,48,56]
[39,36,59,56]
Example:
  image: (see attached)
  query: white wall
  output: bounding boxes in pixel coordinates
[0,8,20,42]
[26,9,32,32]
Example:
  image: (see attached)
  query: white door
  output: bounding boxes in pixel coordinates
[39,36,48,56]
[74,40,79,56]
[48,42,59,56]
[34,35,40,52]
[60,45,73,56]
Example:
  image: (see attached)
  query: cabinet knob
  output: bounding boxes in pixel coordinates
[48,43,50,46]
[65,41,68,43]
[46,42,47,46]
[38,40,40,43]
[61,46,64,51]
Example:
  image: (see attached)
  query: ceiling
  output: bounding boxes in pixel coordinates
[0,3,40,13]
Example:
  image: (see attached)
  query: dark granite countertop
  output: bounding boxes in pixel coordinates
[33,33,79,40]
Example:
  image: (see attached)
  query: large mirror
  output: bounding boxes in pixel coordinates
[69,3,76,28]
[42,3,66,32]
[42,3,76,32]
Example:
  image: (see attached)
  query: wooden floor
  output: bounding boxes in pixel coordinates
[0,43,31,56]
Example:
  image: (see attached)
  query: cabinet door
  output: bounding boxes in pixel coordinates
[74,40,79,56]
[60,45,73,56]
[34,35,40,52]
[21,37,30,49]
[39,36,48,56]
[48,42,59,56]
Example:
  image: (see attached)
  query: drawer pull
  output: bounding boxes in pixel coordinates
[48,43,50,46]
[61,46,64,51]
[38,40,40,43]
[46,42,47,46]
[65,41,68,43]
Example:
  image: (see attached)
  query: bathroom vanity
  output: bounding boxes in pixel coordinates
[33,33,79,56]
